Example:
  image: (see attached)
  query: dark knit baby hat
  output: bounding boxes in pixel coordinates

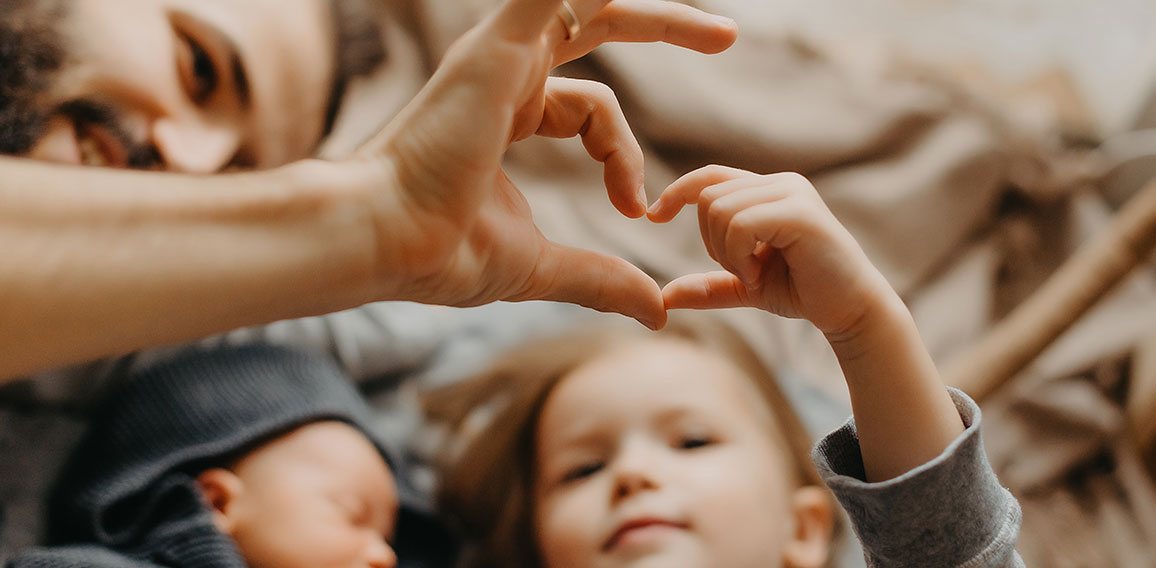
[44,343,413,564]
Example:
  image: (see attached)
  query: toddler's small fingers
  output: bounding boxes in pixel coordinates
[662,271,752,310]
[701,182,791,277]
[647,165,756,223]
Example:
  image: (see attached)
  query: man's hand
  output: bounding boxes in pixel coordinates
[338,0,737,330]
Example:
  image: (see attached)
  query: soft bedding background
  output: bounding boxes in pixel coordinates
[4,0,1156,566]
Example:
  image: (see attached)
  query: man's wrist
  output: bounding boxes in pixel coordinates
[271,159,382,310]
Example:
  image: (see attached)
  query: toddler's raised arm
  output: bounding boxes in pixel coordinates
[648,165,962,481]
[650,166,1024,567]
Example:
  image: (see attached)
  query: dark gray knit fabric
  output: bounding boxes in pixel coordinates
[7,344,451,568]
[813,388,1024,568]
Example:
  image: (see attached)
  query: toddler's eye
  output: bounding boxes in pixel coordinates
[678,435,714,450]
[561,461,603,484]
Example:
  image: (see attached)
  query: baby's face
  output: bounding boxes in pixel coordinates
[201,421,399,568]
[532,339,798,568]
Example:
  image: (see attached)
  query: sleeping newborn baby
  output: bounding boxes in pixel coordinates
[9,344,448,568]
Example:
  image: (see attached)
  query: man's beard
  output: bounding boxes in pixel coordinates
[0,0,160,168]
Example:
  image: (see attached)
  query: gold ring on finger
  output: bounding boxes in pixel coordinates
[556,0,581,42]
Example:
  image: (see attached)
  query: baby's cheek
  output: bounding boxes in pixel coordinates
[283,521,362,567]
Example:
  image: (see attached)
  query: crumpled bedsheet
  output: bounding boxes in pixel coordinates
[399,0,1156,564]
[3,0,1156,565]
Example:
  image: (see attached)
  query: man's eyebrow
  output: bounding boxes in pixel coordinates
[179,11,251,109]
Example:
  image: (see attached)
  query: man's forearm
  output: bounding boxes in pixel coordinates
[0,158,377,381]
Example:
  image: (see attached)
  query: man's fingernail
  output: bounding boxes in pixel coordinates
[637,183,649,207]
[637,317,658,331]
[713,14,736,27]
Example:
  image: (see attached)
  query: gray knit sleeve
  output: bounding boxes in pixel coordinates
[812,388,1024,568]
[6,545,158,568]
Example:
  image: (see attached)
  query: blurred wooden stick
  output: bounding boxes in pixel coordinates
[1128,331,1156,455]
[944,178,1156,402]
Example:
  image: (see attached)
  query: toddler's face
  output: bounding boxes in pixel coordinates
[532,339,800,568]
[198,421,399,568]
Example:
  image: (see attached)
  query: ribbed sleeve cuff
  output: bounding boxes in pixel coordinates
[812,388,1023,567]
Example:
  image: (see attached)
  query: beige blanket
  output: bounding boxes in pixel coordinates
[322,1,1156,564]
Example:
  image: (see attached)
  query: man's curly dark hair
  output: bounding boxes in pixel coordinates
[324,0,388,136]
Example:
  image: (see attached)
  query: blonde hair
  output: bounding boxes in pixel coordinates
[424,312,833,568]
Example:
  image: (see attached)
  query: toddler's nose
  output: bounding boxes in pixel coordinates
[610,444,661,501]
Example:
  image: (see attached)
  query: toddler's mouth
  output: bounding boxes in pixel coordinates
[603,517,689,551]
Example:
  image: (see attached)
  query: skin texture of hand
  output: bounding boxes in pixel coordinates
[331,0,738,330]
[650,165,965,481]
[0,0,735,380]
[647,165,897,340]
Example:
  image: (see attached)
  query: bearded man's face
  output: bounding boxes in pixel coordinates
[0,0,344,172]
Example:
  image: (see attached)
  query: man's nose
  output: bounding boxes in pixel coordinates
[152,115,242,174]
[366,538,398,568]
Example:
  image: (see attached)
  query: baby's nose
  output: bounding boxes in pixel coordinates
[365,538,397,568]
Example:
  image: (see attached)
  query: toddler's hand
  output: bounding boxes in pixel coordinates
[655,166,969,484]
[649,166,897,339]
